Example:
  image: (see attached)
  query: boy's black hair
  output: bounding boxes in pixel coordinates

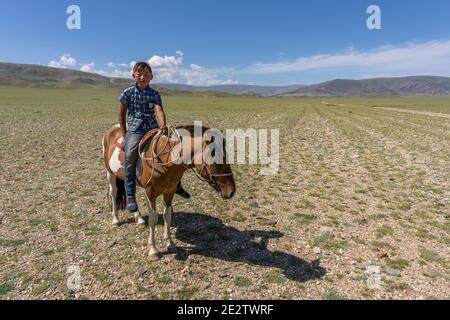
[133,62,152,74]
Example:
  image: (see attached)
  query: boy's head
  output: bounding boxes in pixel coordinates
[132,62,153,88]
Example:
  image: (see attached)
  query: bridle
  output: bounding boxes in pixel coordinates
[184,161,233,192]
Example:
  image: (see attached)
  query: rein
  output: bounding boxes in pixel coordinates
[139,126,182,188]
[184,162,233,191]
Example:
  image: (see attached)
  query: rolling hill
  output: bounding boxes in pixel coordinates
[1,62,450,97]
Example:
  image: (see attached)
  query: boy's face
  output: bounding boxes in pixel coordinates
[133,68,153,88]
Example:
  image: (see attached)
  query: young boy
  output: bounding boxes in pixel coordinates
[119,62,190,213]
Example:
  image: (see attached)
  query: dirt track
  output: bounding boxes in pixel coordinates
[374,107,450,119]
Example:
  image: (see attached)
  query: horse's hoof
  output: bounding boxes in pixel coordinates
[148,251,161,261]
[136,217,146,226]
[112,219,120,226]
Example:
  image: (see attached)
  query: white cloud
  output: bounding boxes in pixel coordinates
[240,40,450,77]
[107,62,130,68]
[110,69,132,78]
[146,51,237,85]
[78,62,132,78]
[49,51,237,84]
[48,60,66,69]
[80,62,95,73]
[48,54,77,69]
[60,54,77,66]
[148,51,183,69]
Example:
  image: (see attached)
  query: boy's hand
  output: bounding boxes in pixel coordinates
[117,138,126,150]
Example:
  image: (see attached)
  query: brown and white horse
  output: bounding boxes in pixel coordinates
[102,124,236,260]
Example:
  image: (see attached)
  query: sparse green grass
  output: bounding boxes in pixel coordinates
[388,282,411,291]
[159,291,172,299]
[159,276,173,285]
[376,225,394,238]
[32,283,49,295]
[264,271,286,284]
[176,286,200,299]
[312,232,334,248]
[249,202,259,209]
[419,248,443,263]
[292,213,316,225]
[42,249,55,256]
[385,258,409,270]
[371,240,393,249]
[415,228,432,239]
[29,218,44,226]
[0,283,14,297]
[442,221,450,234]
[0,239,25,247]
[295,200,315,209]
[323,289,348,300]
[93,272,109,282]
[311,232,350,251]
[234,276,252,287]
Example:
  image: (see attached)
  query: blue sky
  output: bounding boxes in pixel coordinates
[1,0,450,85]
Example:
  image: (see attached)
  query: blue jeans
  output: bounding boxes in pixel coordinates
[124,129,146,197]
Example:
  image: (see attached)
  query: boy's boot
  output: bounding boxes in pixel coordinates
[126,195,138,213]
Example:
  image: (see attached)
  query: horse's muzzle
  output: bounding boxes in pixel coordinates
[220,181,236,199]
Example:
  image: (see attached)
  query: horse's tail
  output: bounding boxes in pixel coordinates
[116,178,126,210]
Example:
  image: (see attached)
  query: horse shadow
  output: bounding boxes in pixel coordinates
[167,212,326,283]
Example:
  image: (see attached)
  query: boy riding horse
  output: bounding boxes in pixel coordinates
[118,62,190,212]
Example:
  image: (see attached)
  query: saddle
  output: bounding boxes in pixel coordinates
[114,128,162,152]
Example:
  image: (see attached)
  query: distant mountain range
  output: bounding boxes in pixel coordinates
[1,62,450,97]
[278,77,450,97]
[156,83,306,96]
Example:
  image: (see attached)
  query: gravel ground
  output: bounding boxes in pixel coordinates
[0,88,449,300]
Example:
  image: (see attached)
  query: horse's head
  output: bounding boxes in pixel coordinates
[194,161,236,200]
[194,136,236,199]
[174,125,236,199]
[194,128,236,200]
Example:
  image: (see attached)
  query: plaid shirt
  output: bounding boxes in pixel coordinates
[119,84,162,132]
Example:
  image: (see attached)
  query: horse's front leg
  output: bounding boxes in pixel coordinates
[145,192,160,261]
[134,204,146,226]
[163,192,176,253]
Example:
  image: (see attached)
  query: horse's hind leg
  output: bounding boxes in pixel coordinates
[107,172,120,226]
[163,192,176,253]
